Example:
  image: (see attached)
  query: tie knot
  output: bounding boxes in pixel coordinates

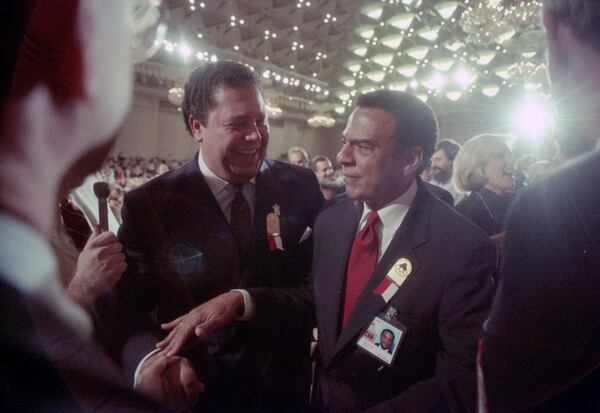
[365,210,380,228]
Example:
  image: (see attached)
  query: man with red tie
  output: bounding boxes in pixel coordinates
[311,90,496,413]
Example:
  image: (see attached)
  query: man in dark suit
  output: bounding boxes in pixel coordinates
[0,0,174,411]
[104,61,324,411]
[311,90,496,412]
[479,1,600,411]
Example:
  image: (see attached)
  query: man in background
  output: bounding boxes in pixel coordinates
[287,146,310,167]
[430,139,462,203]
[479,0,600,411]
[312,154,335,182]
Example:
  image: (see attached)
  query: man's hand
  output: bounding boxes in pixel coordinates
[156,291,245,356]
[67,225,126,306]
[135,353,204,411]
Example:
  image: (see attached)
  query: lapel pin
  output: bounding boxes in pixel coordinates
[267,204,284,251]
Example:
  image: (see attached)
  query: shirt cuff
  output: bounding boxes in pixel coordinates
[133,348,160,388]
[231,289,255,321]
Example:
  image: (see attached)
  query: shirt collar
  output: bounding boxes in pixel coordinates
[360,178,418,229]
[198,151,256,196]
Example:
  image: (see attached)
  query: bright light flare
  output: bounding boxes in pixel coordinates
[512,95,555,140]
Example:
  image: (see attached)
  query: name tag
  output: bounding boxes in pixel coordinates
[356,307,406,367]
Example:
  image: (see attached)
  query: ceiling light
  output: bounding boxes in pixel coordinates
[350,45,368,57]
[444,41,464,52]
[345,61,362,73]
[417,26,441,42]
[388,82,408,91]
[389,13,415,30]
[495,66,511,80]
[476,51,496,65]
[417,94,428,102]
[356,26,375,39]
[431,58,454,72]
[341,77,356,87]
[361,5,383,20]
[435,1,459,19]
[381,34,403,49]
[397,64,418,77]
[336,92,351,101]
[366,70,386,82]
[405,46,430,60]
[372,53,394,66]
[481,84,500,97]
[334,106,346,114]
[446,91,462,101]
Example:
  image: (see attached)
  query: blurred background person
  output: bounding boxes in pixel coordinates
[430,139,463,204]
[287,146,309,167]
[454,134,516,251]
[513,154,538,190]
[311,154,335,182]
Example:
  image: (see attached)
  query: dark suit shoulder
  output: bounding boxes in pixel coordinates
[423,181,454,205]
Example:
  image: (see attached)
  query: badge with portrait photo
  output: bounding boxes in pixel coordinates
[356,309,406,366]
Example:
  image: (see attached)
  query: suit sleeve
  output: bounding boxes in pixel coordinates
[480,182,600,412]
[367,236,496,413]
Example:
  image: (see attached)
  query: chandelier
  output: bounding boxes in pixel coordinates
[506,60,546,85]
[460,0,543,46]
[265,100,283,119]
[307,113,335,128]
[167,86,184,106]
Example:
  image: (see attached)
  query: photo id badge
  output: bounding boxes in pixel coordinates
[356,312,406,366]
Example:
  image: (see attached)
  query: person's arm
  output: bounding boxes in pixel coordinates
[367,237,496,413]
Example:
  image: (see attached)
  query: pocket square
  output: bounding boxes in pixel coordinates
[299,227,312,243]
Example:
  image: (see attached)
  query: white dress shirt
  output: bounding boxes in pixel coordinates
[357,179,418,261]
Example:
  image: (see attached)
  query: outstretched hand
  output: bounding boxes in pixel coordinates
[156,291,245,356]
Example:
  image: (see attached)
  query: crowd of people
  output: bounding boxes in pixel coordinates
[1,1,599,413]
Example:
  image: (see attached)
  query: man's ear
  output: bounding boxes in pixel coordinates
[189,116,204,143]
[402,146,424,175]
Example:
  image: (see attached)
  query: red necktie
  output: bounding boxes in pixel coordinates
[342,210,380,326]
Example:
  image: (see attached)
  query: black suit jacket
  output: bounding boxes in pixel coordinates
[481,150,600,413]
[102,155,323,410]
[0,279,168,413]
[312,180,496,413]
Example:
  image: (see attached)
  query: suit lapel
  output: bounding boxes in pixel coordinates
[253,160,279,246]
[317,198,361,366]
[331,182,432,363]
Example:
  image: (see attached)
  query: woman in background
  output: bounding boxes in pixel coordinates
[454,134,515,251]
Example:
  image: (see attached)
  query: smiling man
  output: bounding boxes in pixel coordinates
[102,61,324,412]
[311,90,496,412]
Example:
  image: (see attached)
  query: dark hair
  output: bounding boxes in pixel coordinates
[435,139,461,161]
[181,61,261,134]
[311,155,332,171]
[355,90,439,173]
[544,0,600,51]
[381,329,395,339]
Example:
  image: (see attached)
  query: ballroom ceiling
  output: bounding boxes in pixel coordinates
[138,0,547,118]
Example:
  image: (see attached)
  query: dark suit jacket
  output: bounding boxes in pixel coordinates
[455,188,514,236]
[423,181,454,206]
[0,279,168,413]
[312,179,496,413]
[102,155,323,410]
[481,150,600,413]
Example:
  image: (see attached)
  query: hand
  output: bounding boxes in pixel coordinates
[135,353,204,411]
[66,225,126,306]
[156,291,245,356]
